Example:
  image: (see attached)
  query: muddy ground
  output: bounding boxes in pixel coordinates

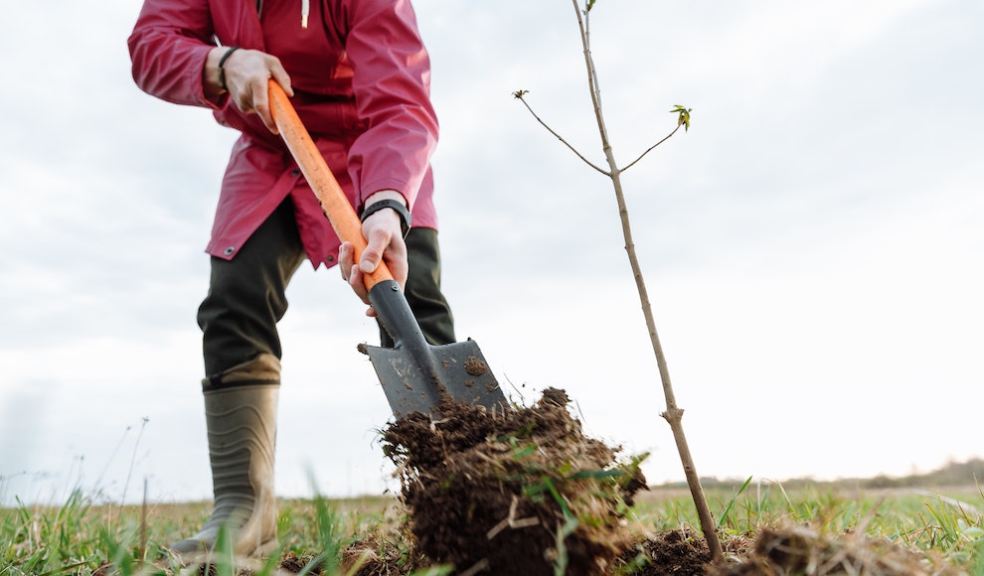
[236,524,956,576]
[342,388,961,575]
[376,387,647,575]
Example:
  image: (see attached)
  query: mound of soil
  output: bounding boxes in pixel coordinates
[380,388,647,576]
[615,530,711,576]
[612,528,754,576]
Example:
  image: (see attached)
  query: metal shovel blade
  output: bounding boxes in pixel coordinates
[362,339,507,418]
[269,84,505,419]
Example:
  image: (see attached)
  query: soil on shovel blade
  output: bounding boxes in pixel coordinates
[379,388,648,576]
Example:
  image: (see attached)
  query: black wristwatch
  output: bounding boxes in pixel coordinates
[360,198,412,238]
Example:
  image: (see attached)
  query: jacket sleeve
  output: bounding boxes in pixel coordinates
[127,0,221,108]
[342,0,439,209]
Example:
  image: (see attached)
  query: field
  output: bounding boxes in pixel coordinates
[2,484,982,575]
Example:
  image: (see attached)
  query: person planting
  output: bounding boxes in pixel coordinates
[128,0,452,556]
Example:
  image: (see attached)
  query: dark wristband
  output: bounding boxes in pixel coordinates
[218,46,240,91]
[360,199,412,238]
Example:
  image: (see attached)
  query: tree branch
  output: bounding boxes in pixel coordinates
[513,92,611,177]
[620,124,681,173]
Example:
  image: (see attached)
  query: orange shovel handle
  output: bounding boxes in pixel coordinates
[268,79,392,291]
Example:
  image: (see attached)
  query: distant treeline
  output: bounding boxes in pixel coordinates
[655,458,984,491]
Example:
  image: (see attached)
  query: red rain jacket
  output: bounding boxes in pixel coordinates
[128,0,439,268]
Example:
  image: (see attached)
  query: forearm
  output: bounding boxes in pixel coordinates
[344,0,438,209]
[127,0,218,107]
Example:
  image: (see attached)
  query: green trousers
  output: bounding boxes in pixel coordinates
[197,199,455,388]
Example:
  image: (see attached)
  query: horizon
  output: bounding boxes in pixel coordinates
[2,450,980,507]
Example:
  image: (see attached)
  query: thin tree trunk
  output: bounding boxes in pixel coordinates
[569,0,723,561]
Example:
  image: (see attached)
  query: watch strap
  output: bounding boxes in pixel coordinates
[360,198,412,238]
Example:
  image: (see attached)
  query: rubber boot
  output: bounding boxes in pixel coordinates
[170,354,280,558]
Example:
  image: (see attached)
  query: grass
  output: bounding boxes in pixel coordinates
[0,485,981,575]
[633,484,984,569]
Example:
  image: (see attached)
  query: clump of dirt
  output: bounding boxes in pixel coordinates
[615,530,709,576]
[613,528,754,576]
[342,529,429,576]
[278,552,324,573]
[616,530,711,576]
[380,388,648,576]
[709,524,963,576]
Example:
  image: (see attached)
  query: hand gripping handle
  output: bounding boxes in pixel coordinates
[268,79,393,291]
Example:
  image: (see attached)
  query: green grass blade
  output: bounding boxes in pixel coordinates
[213,523,235,576]
[254,544,285,576]
[552,516,579,576]
[313,496,343,574]
[408,567,453,576]
[717,475,753,530]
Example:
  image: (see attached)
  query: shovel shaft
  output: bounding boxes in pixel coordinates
[269,79,506,417]
[268,79,392,291]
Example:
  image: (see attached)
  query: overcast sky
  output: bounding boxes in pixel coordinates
[1,0,982,505]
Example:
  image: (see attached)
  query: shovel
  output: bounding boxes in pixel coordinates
[268,80,507,418]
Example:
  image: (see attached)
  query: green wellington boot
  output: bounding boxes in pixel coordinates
[171,356,280,558]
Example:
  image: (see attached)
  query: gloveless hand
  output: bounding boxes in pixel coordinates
[338,191,409,317]
[204,47,294,133]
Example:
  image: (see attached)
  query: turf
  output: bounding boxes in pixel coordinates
[1,486,981,575]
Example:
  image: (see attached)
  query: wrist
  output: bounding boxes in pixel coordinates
[360,197,412,238]
[203,47,226,97]
[364,190,407,209]
[204,46,242,97]
[217,46,241,91]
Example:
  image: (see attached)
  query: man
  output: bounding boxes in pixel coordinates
[128,0,452,556]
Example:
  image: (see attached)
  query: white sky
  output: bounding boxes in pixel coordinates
[1,0,982,505]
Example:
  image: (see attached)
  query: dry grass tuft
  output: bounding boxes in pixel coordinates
[711,524,965,576]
